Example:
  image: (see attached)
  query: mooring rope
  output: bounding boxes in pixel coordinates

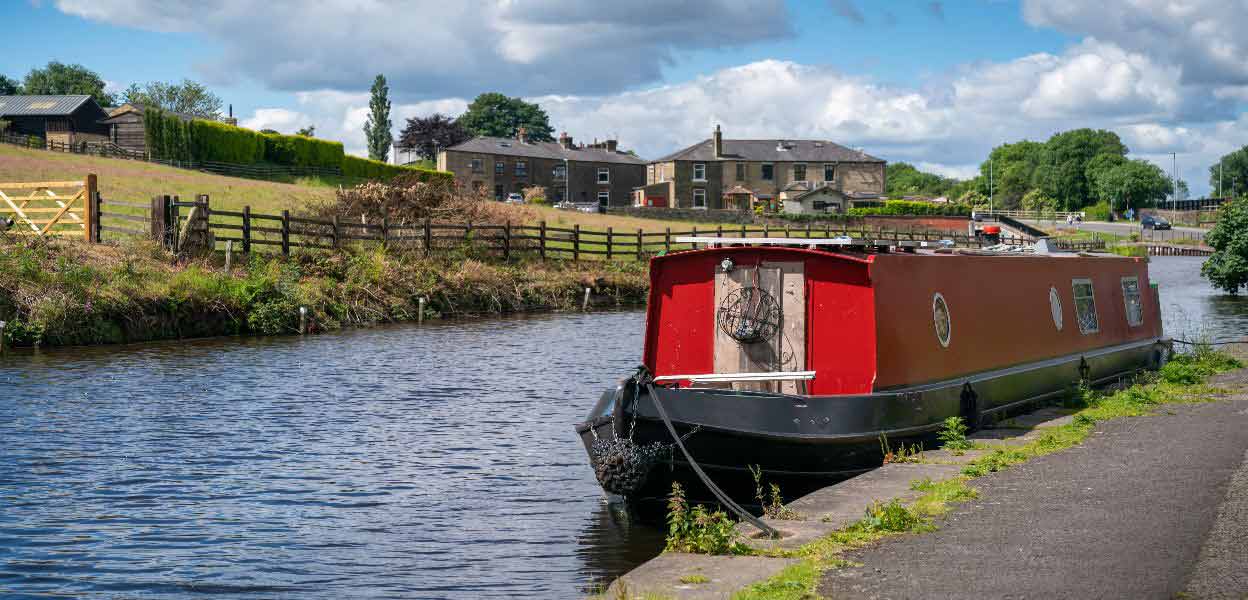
[644,382,781,539]
[1172,338,1248,346]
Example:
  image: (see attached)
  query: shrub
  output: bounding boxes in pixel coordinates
[1084,200,1111,221]
[665,482,749,555]
[937,416,973,450]
[847,200,972,217]
[341,154,453,183]
[262,132,344,168]
[144,108,266,164]
[861,499,928,533]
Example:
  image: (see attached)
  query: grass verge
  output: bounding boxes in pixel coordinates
[0,235,648,348]
[724,348,1240,600]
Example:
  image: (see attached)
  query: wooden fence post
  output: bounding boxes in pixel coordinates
[242,206,251,253]
[636,228,643,261]
[573,224,581,261]
[740,224,747,238]
[806,223,812,239]
[331,214,339,249]
[716,225,723,238]
[763,223,769,238]
[381,216,389,250]
[539,221,547,260]
[281,209,290,256]
[606,227,613,260]
[665,227,671,252]
[424,217,433,255]
[503,221,512,261]
[83,173,98,243]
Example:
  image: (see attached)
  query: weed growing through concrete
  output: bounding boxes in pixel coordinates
[937,416,974,451]
[665,482,750,555]
[909,477,979,517]
[678,574,710,584]
[749,465,804,521]
[879,433,924,464]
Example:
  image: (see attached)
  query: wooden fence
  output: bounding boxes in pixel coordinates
[105,195,1025,260]
[0,175,97,240]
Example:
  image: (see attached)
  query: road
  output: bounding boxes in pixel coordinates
[1021,219,1207,242]
[819,370,1248,599]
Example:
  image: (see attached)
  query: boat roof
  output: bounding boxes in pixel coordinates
[673,236,1132,258]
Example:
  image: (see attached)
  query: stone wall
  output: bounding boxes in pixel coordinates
[604,206,756,224]
[606,208,972,232]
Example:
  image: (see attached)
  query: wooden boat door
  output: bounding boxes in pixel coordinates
[713,261,806,393]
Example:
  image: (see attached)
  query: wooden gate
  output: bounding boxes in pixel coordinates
[0,175,97,241]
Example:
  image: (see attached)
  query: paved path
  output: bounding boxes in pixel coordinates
[1020,219,1207,241]
[820,377,1248,599]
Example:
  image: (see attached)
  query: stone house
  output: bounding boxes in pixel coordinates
[436,130,647,206]
[634,125,886,210]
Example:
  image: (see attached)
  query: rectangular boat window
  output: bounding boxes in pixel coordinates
[1121,276,1143,326]
[1072,278,1099,334]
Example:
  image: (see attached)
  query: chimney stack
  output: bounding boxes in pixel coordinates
[223,103,238,126]
[559,131,574,149]
[517,126,528,144]
[606,139,618,152]
[713,124,723,158]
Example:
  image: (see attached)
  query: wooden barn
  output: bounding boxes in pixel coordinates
[98,103,196,155]
[0,95,110,147]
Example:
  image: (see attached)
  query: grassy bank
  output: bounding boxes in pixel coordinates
[717,349,1241,599]
[0,235,648,348]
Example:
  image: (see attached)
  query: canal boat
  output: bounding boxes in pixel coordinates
[575,237,1170,502]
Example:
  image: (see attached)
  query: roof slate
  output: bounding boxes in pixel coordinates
[445,136,647,165]
[0,95,98,117]
[655,138,883,163]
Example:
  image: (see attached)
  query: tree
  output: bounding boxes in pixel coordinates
[1089,159,1171,211]
[457,92,554,141]
[398,113,469,161]
[123,79,223,119]
[1202,198,1248,295]
[1021,189,1058,213]
[1209,146,1248,197]
[364,74,392,162]
[885,162,955,197]
[22,61,113,105]
[259,128,280,135]
[0,75,18,96]
[1037,129,1128,210]
[978,140,1044,209]
[296,125,316,137]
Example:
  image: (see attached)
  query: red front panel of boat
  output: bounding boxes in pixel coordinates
[869,254,1161,389]
[642,248,877,395]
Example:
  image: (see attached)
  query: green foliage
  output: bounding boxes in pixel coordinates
[457,92,555,141]
[144,108,267,164]
[1209,145,1248,196]
[21,61,113,105]
[1021,189,1058,213]
[399,113,470,161]
[980,140,1045,209]
[1202,197,1248,295]
[1161,348,1242,383]
[909,478,978,517]
[262,132,344,168]
[885,162,959,197]
[1084,200,1111,221]
[341,155,453,182]
[846,200,971,217]
[936,416,973,450]
[0,75,18,96]
[123,79,223,119]
[750,465,803,521]
[861,499,930,533]
[364,74,392,162]
[665,482,750,555]
[1088,158,1171,210]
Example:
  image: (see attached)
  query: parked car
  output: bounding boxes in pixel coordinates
[506,193,524,204]
[1141,214,1171,230]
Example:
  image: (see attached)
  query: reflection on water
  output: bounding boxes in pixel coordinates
[1152,256,1248,342]
[0,311,658,599]
[0,255,1240,599]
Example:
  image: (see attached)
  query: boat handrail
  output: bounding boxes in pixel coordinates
[653,370,816,384]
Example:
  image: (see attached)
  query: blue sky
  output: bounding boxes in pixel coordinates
[3,1,1245,195]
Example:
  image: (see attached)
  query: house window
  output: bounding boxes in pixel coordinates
[515,160,527,176]
[598,167,610,184]
[692,188,706,208]
[647,165,655,183]
[495,160,504,175]
[494,184,504,200]
[693,163,706,181]
[794,163,807,182]
[1121,277,1143,326]
[736,162,746,181]
[761,163,774,180]
[470,158,483,172]
[553,164,567,179]
[598,190,610,206]
[824,163,836,182]
[1072,278,1099,334]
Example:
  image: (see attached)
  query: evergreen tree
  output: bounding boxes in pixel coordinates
[364,74,392,162]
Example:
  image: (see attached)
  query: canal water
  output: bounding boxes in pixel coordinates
[1,256,1245,599]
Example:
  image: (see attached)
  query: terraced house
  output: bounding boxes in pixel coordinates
[437,130,646,206]
[634,125,886,212]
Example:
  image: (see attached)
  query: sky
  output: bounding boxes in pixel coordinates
[3,0,1247,196]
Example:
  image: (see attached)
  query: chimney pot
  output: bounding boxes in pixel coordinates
[517,127,528,144]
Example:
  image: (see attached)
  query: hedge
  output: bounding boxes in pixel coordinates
[341,155,453,183]
[145,108,265,164]
[262,133,344,168]
[847,200,972,217]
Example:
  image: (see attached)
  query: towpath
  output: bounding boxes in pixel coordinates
[820,369,1248,599]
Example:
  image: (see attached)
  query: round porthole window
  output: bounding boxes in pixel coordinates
[932,293,951,348]
[1049,286,1063,331]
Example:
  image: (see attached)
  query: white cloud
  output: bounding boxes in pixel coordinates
[53,0,792,98]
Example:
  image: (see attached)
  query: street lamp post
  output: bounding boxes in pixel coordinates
[1171,152,1177,210]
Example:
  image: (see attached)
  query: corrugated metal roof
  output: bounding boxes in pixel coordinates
[655,138,884,163]
[445,136,648,165]
[0,95,97,117]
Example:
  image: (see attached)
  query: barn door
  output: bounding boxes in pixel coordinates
[713,261,806,393]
